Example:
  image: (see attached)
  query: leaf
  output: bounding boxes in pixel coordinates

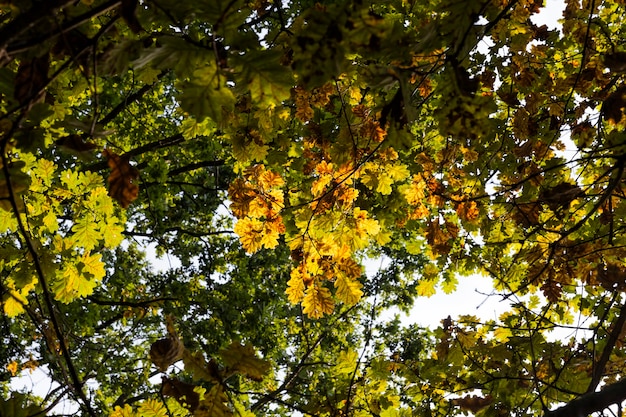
[302,285,335,318]
[233,50,293,107]
[182,349,220,382]
[416,279,437,297]
[334,275,363,306]
[53,263,98,303]
[220,341,270,382]
[71,216,101,251]
[14,54,49,105]
[196,385,232,417]
[133,36,212,77]
[286,268,305,304]
[80,252,106,281]
[137,399,167,417]
[99,218,125,248]
[334,349,358,375]
[109,404,135,417]
[162,377,200,412]
[149,337,184,372]
[456,201,480,222]
[177,64,235,123]
[103,149,139,208]
[2,289,27,317]
[452,395,493,413]
[0,394,45,417]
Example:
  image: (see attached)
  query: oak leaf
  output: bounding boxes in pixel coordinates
[302,285,334,318]
[161,377,200,412]
[103,149,139,208]
[334,275,363,305]
[452,395,493,413]
[220,341,270,382]
[149,337,184,372]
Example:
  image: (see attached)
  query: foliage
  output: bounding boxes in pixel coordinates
[2,0,626,416]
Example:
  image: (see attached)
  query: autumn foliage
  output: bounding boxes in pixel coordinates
[2,0,626,416]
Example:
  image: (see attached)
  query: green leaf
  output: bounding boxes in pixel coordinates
[233,50,293,107]
[53,263,98,303]
[177,64,235,123]
[71,216,101,251]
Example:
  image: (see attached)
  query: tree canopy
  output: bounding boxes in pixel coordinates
[2,0,626,416]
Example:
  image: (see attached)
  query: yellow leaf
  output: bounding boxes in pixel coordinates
[334,349,358,374]
[233,218,264,253]
[386,163,410,181]
[0,207,17,232]
[100,218,124,248]
[2,278,36,317]
[195,385,232,417]
[3,291,26,317]
[54,263,98,303]
[286,269,305,304]
[182,349,220,382]
[80,252,105,281]
[416,279,437,297]
[354,208,379,234]
[6,361,18,376]
[72,216,101,251]
[403,174,427,205]
[493,327,512,343]
[109,404,135,417]
[303,285,335,318]
[335,275,363,306]
[137,399,167,417]
[375,175,394,195]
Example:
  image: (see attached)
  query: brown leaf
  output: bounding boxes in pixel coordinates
[604,52,626,73]
[149,337,184,371]
[103,149,139,208]
[56,134,98,154]
[602,86,626,124]
[540,279,562,303]
[539,182,583,212]
[161,376,200,412]
[14,54,49,106]
[453,395,493,413]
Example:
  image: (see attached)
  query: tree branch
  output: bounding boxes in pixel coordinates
[544,379,626,417]
[587,299,626,393]
[86,133,186,172]
[98,70,171,127]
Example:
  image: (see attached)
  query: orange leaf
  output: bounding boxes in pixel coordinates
[103,149,139,208]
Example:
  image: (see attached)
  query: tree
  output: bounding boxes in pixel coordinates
[1,0,626,415]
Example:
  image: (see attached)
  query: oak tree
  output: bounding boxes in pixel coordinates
[1,0,626,416]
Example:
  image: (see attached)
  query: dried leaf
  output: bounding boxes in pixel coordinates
[103,149,139,208]
[14,54,49,105]
[149,337,184,372]
[452,395,493,413]
[161,377,200,412]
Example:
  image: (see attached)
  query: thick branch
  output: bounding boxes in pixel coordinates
[87,133,185,172]
[544,379,626,417]
[5,0,122,56]
[587,299,626,393]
